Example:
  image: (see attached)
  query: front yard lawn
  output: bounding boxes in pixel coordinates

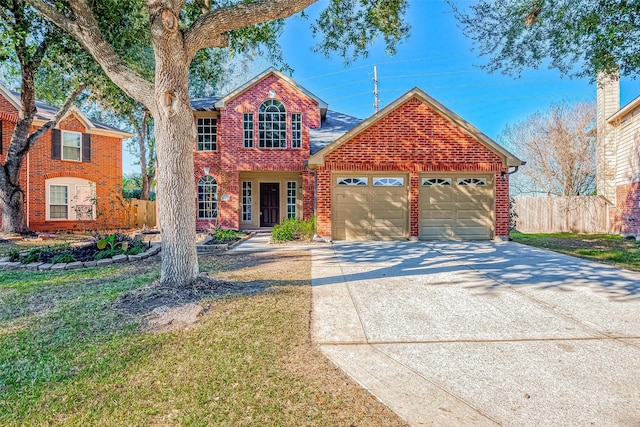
[0,250,406,426]
[510,232,640,271]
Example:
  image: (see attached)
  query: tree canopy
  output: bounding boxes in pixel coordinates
[451,0,640,79]
[24,0,410,286]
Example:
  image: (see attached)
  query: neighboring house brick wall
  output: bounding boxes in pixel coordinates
[0,108,124,232]
[315,97,510,238]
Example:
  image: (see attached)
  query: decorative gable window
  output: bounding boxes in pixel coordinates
[198,175,218,219]
[196,117,217,151]
[457,177,487,186]
[373,177,404,186]
[337,177,368,186]
[291,113,301,148]
[52,129,91,162]
[422,178,452,186]
[243,113,254,148]
[258,99,286,148]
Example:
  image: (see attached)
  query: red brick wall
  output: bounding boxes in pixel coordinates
[614,182,640,235]
[194,74,320,230]
[316,97,511,238]
[0,112,124,232]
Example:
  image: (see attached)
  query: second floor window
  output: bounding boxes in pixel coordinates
[243,113,254,148]
[62,131,82,161]
[197,117,217,151]
[291,113,301,148]
[258,99,286,148]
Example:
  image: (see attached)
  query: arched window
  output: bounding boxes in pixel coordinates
[258,99,286,148]
[198,176,218,219]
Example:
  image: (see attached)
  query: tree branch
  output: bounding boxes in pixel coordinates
[25,0,156,110]
[27,83,85,148]
[184,0,316,60]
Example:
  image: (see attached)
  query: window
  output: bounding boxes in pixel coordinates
[242,181,252,221]
[457,177,487,186]
[337,177,368,186]
[373,177,404,186]
[258,99,286,148]
[62,131,82,161]
[422,178,452,186]
[49,185,68,219]
[291,113,301,148]
[46,178,96,220]
[198,176,218,219]
[196,117,217,151]
[243,113,254,148]
[287,181,297,219]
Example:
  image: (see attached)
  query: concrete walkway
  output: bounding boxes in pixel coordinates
[312,240,640,426]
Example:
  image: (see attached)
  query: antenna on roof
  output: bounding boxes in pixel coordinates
[373,65,379,113]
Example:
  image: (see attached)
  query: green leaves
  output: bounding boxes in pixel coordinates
[451,0,640,79]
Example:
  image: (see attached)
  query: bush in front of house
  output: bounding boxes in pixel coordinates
[271,216,316,242]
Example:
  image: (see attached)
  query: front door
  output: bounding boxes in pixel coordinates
[260,183,279,227]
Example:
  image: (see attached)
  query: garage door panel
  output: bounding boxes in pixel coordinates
[419,175,494,240]
[333,174,408,240]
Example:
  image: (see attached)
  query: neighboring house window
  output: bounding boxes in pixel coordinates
[46,177,96,220]
[242,181,252,221]
[51,129,91,162]
[457,177,487,186]
[422,178,452,186]
[196,117,217,151]
[258,99,286,148]
[337,177,368,186]
[243,113,254,148]
[62,131,82,161]
[198,176,218,219]
[373,177,404,186]
[49,185,68,219]
[287,181,297,219]
[291,113,301,148]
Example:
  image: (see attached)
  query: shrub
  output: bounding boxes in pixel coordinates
[6,249,20,262]
[21,247,43,264]
[51,252,77,264]
[94,248,122,260]
[212,229,245,243]
[124,239,147,255]
[271,217,316,242]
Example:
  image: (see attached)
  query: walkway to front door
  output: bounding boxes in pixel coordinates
[260,183,279,227]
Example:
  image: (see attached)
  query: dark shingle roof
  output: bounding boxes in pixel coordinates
[191,96,222,111]
[310,110,362,154]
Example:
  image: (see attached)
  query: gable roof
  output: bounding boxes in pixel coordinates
[608,94,640,124]
[0,83,132,138]
[213,67,328,118]
[307,87,523,168]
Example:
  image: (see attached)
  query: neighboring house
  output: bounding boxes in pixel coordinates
[192,68,522,240]
[0,85,131,232]
[597,74,640,236]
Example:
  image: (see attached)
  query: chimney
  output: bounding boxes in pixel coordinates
[596,71,619,203]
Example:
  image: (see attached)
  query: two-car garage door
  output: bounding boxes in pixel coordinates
[332,173,494,240]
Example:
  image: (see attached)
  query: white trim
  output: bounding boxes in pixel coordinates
[46,177,96,221]
[61,130,83,162]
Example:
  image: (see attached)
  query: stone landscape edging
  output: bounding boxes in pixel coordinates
[195,231,255,254]
[0,244,162,272]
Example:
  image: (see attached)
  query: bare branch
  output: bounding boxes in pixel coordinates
[25,0,156,110]
[27,83,86,147]
[184,0,316,59]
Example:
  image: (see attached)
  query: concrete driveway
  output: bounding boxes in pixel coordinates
[311,240,640,426]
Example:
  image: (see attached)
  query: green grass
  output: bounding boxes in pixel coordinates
[510,232,640,270]
[0,253,405,426]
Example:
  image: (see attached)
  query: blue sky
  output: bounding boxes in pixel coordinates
[125,0,640,173]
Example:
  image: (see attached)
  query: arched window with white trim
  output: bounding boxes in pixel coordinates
[258,99,286,148]
[198,176,218,219]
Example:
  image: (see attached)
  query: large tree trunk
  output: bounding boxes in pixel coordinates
[0,182,27,234]
[151,6,199,286]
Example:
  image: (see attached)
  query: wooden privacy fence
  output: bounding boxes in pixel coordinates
[514,196,610,234]
[123,198,156,229]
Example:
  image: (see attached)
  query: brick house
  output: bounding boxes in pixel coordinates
[596,73,640,236]
[192,68,522,240]
[0,85,131,232]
